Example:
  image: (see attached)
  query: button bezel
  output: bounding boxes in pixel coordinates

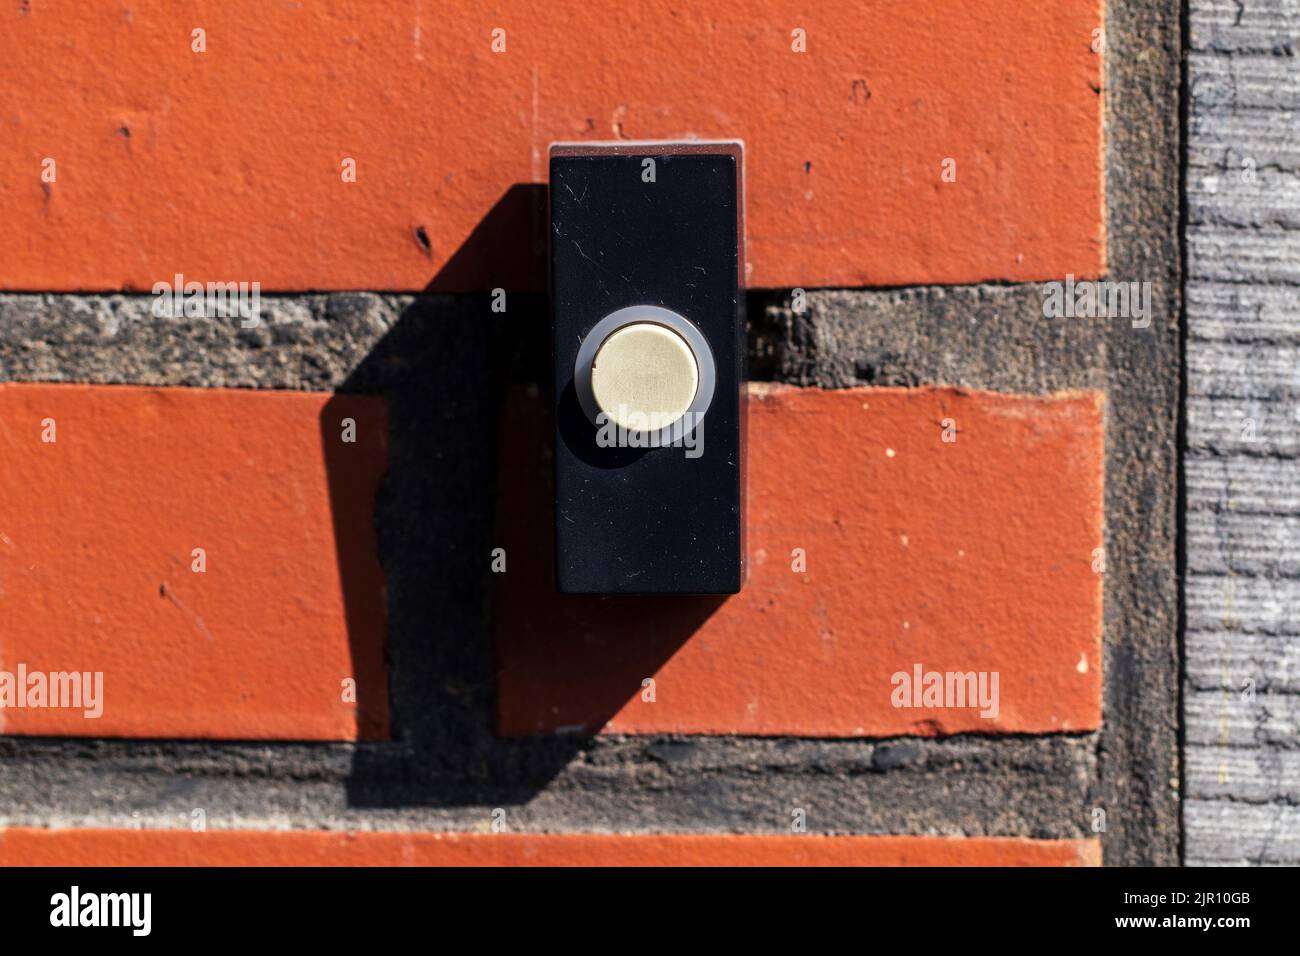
[573,304,717,445]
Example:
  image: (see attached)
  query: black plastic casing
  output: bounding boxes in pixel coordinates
[549,142,746,595]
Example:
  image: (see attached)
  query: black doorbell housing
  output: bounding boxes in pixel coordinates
[549,141,746,595]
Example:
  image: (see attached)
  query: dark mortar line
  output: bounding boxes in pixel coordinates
[1092,0,1185,866]
[0,734,1103,763]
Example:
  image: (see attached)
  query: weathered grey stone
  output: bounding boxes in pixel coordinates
[1189,229,1300,284]
[1185,800,1300,865]
[0,0,1184,865]
[1187,511,1300,574]
[1189,342,1300,399]
[1192,0,1300,54]
[1187,395,1300,455]
[1188,282,1300,345]
[1187,456,1300,512]
[1186,629,1300,693]
[1190,112,1300,174]
[1190,52,1300,111]
[1185,689,1300,747]
[1187,1,1300,864]
[1188,575,1300,634]
[1187,744,1300,802]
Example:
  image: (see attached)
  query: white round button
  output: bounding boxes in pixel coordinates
[590,322,699,432]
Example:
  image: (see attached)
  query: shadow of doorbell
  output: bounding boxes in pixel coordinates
[550,141,746,595]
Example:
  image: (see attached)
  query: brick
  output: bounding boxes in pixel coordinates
[0,1,1104,291]
[0,828,1101,867]
[497,384,1104,737]
[0,384,388,740]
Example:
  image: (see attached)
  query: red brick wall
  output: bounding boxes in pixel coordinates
[0,1,1103,290]
[0,830,1100,867]
[0,0,1107,866]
